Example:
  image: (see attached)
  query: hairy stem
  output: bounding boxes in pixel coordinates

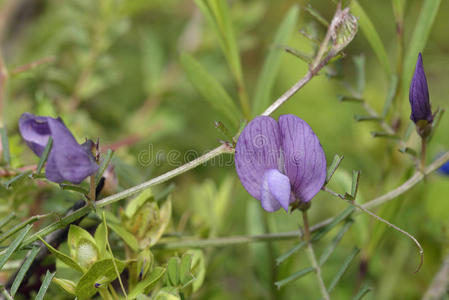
[302,211,330,300]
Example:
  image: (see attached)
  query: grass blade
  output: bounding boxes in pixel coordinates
[350,0,391,74]
[252,5,299,115]
[328,247,360,292]
[180,53,241,129]
[402,0,441,98]
[35,270,55,300]
[0,225,32,270]
[0,213,16,229]
[10,246,40,296]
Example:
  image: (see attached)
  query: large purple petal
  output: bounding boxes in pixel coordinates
[261,169,291,212]
[45,151,65,183]
[47,118,98,184]
[235,116,282,201]
[278,114,326,203]
[18,113,52,156]
[409,53,433,124]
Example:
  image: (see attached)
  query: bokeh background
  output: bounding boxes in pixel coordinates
[1,0,449,299]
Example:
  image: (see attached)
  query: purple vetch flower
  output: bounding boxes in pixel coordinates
[19,113,98,184]
[234,114,327,212]
[409,53,433,126]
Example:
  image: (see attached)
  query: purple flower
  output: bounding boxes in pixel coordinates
[234,114,327,212]
[19,113,98,184]
[409,53,433,125]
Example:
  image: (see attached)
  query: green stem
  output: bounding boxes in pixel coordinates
[420,136,427,171]
[302,211,330,300]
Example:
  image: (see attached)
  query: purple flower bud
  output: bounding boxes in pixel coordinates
[19,113,98,184]
[409,53,433,126]
[234,115,326,212]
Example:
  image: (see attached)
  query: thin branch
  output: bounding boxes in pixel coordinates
[323,186,423,273]
[10,57,55,75]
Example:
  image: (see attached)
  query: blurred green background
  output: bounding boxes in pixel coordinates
[1,0,449,299]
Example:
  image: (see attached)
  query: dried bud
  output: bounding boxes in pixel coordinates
[330,8,358,53]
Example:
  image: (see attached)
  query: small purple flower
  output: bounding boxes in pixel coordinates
[409,53,433,126]
[19,113,98,184]
[234,114,327,212]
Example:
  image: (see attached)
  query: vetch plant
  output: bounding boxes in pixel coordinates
[234,114,326,212]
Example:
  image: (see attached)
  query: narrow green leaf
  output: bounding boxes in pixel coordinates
[180,53,241,128]
[10,246,40,297]
[381,75,399,118]
[305,4,329,27]
[96,149,114,185]
[0,216,40,243]
[428,108,445,143]
[0,213,16,229]
[351,170,361,199]
[319,220,354,266]
[398,147,417,157]
[392,0,405,23]
[167,257,180,286]
[402,0,441,98]
[3,171,32,189]
[0,225,32,270]
[35,137,52,176]
[252,5,299,115]
[35,270,55,300]
[338,95,364,103]
[0,126,11,165]
[127,267,166,299]
[60,184,88,194]
[352,284,372,300]
[274,267,314,289]
[38,237,84,273]
[350,0,391,74]
[371,132,399,139]
[353,55,365,95]
[328,247,360,292]
[312,206,355,242]
[107,222,139,251]
[403,121,414,142]
[94,222,107,258]
[326,154,344,184]
[276,241,306,265]
[52,277,76,295]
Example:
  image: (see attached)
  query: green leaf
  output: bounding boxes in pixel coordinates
[10,246,40,297]
[3,171,32,189]
[52,277,76,295]
[38,237,84,273]
[167,257,180,286]
[350,0,391,74]
[59,184,89,194]
[327,247,360,292]
[351,170,361,199]
[95,149,114,185]
[127,267,166,299]
[0,225,32,270]
[276,241,306,265]
[186,249,205,292]
[179,253,193,284]
[67,225,99,269]
[94,222,107,258]
[34,137,52,176]
[353,55,365,95]
[35,270,55,300]
[402,0,441,97]
[353,284,372,300]
[319,220,354,266]
[180,53,241,129]
[274,267,314,289]
[107,221,139,251]
[252,5,299,115]
[326,154,344,184]
[75,259,126,299]
[0,213,15,229]
[68,225,98,256]
[0,126,11,165]
[125,188,154,219]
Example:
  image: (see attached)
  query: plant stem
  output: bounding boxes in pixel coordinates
[420,136,427,171]
[302,211,330,300]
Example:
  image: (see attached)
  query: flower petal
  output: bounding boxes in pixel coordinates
[278,114,326,203]
[409,53,433,123]
[18,113,52,156]
[261,169,291,212]
[235,116,282,201]
[47,118,98,184]
[45,151,65,183]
